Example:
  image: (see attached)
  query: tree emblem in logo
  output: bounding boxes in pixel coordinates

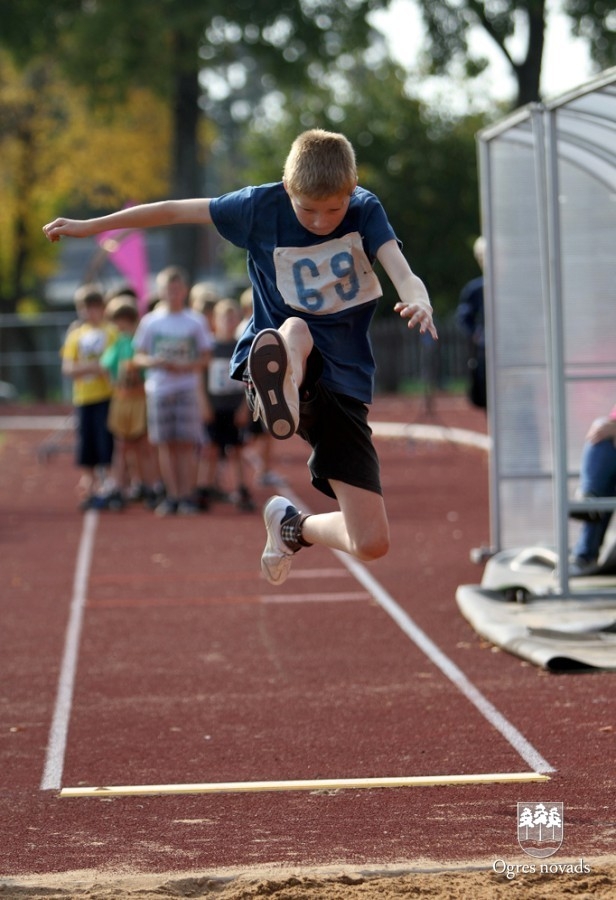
[517,802,564,858]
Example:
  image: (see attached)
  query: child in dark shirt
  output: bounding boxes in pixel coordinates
[200,299,255,512]
[44,129,437,581]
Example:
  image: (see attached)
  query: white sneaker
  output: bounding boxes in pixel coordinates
[248,330,299,439]
[261,495,301,585]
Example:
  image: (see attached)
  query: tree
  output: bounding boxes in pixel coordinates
[0,51,170,312]
[237,57,488,318]
[546,805,562,839]
[0,51,169,398]
[518,805,535,839]
[2,0,390,278]
[412,0,607,108]
[565,0,616,70]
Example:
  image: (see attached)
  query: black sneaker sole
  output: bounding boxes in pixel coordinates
[248,330,298,440]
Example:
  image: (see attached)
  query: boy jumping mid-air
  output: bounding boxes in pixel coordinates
[44,129,437,584]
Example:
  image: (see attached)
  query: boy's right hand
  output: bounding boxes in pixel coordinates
[43,218,90,242]
[394,299,438,340]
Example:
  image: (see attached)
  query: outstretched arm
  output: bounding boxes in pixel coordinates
[377,239,437,340]
[43,199,213,242]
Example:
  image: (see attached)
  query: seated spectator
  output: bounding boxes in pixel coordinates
[569,410,616,574]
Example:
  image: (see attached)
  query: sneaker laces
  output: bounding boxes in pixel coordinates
[251,391,264,424]
[280,510,312,551]
[243,371,263,424]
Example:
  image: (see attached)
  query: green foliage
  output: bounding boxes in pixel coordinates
[10,0,389,277]
[238,59,489,319]
[2,0,607,315]
[564,0,616,69]
[2,0,385,103]
[412,0,608,107]
[0,52,170,310]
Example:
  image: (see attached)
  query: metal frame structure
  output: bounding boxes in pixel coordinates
[477,68,616,596]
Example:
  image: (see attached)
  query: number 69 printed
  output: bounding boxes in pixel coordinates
[274,233,381,316]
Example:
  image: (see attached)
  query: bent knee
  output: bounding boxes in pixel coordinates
[354,532,390,562]
[280,316,312,343]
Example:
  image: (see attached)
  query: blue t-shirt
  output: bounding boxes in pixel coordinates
[209,182,397,403]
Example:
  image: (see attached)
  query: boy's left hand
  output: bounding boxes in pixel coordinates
[395,301,438,340]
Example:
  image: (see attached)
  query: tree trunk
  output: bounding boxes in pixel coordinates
[169,32,202,281]
[514,1,546,107]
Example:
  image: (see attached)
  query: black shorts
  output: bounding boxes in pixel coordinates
[76,399,114,468]
[206,408,245,451]
[298,351,381,499]
[242,345,381,500]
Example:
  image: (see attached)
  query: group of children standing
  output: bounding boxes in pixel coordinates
[61,268,280,516]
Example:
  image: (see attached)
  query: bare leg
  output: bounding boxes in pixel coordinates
[157,442,178,497]
[301,480,390,561]
[199,441,219,490]
[111,437,128,492]
[248,318,313,438]
[277,317,313,388]
[229,444,249,488]
[260,433,273,471]
[176,441,198,498]
[134,435,157,487]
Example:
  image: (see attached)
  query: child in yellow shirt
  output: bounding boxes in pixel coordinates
[61,284,117,509]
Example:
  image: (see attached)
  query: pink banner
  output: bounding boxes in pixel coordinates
[96,223,149,316]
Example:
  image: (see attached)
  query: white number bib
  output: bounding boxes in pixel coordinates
[208,358,243,396]
[274,231,382,316]
[153,335,193,363]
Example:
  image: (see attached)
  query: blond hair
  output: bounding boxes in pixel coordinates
[156,265,189,290]
[283,129,357,199]
[189,281,221,315]
[214,297,241,319]
[74,283,105,309]
[238,287,253,313]
[473,236,486,269]
[105,294,139,323]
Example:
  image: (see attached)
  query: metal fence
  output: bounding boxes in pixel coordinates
[0,311,472,403]
[0,312,76,402]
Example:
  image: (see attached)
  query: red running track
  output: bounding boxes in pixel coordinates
[1,396,614,878]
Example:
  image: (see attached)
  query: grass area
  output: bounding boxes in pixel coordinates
[397,377,467,396]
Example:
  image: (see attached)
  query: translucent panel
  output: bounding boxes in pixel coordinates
[498,480,555,549]
[559,168,616,369]
[478,69,616,563]
[554,85,616,184]
[565,379,616,474]
[493,367,552,476]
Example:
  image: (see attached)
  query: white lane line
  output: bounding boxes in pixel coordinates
[336,552,554,774]
[288,568,349,578]
[284,488,554,775]
[0,416,489,447]
[262,591,369,604]
[371,421,491,451]
[40,510,98,791]
[0,415,74,430]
